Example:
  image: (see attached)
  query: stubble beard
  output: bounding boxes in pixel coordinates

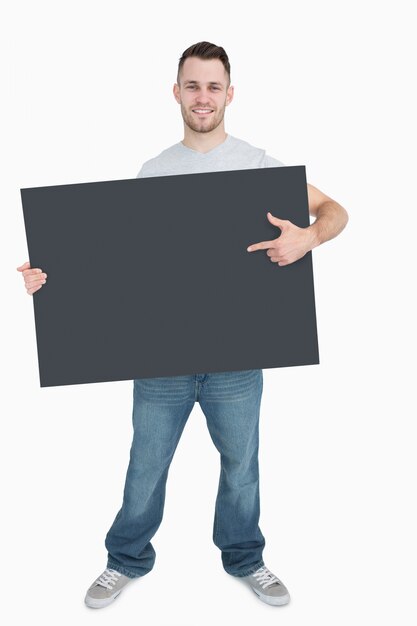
[180,101,226,134]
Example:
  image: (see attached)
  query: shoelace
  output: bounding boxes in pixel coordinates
[252,566,281,589]
[95,568,122,590]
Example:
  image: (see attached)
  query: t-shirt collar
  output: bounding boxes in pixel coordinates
[179,133,231,156]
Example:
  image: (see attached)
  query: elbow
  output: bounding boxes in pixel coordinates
[342,206,349,229]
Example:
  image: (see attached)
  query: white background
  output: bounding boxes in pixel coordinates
[2,0,416,624]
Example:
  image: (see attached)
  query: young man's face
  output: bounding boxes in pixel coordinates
[173,57,234,134]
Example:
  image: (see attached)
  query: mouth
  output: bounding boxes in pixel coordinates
[192,108,214,116]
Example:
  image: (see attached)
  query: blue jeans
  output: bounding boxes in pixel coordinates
[105,369,265,578]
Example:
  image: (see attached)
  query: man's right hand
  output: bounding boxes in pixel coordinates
[17,261,47,296]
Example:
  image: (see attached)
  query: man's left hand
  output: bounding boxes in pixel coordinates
[246,212,316,266]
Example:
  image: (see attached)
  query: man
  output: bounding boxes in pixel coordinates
[17,41,348,609]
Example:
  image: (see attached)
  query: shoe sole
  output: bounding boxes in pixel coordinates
[250,586,291,606]
[84,589,123,609]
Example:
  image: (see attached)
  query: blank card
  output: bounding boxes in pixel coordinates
[21,166,319,387]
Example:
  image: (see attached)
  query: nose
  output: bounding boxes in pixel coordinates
[195,87,213,102]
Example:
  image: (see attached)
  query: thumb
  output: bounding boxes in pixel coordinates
[17,261,30,272]
[267,212,287,229]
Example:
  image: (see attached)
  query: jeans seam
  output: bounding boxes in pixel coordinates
[213,465,224,544]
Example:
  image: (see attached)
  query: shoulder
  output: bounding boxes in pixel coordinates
[229,135,265,158]
[263,154,286,167]
[230,135,285,167]
[136,143,182,178]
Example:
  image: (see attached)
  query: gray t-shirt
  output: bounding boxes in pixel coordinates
[136,133,284,178]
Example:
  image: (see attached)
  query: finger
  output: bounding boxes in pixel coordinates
[23,272,48,283]
[17,261,31,272]
[267,213,288,229]
[25,277,47,289]
[24,276,46,288]
[22,268,44,278]
[27,284,43,295]
[247,240,275,252]
[266,248,279,257]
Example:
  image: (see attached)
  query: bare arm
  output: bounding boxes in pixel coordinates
[247,182,349,266]
[306,183,349,248]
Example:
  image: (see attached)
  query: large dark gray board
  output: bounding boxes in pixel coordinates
[21,166,319,387]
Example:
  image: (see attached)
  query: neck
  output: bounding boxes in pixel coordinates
[181,124,228,153]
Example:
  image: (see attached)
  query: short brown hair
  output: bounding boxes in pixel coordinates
[177,41,231,86]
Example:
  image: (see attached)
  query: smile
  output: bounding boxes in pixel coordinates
[192,109,214,115]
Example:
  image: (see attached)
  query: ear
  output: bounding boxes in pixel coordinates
[226,84,234,106]
[173,83,181,104]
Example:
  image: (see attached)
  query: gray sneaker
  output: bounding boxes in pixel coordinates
[242,565,290,606]
[84,567,134,608]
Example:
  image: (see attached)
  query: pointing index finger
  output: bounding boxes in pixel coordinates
[247,240,274,252]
